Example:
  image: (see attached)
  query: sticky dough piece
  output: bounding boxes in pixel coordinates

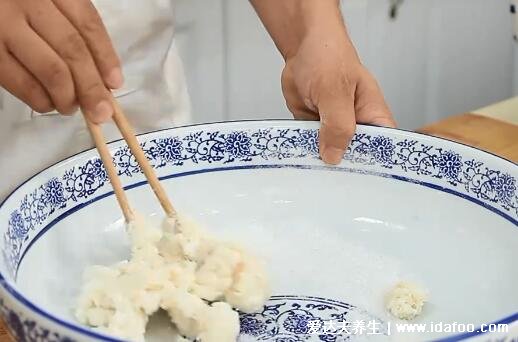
[386,281,427,320]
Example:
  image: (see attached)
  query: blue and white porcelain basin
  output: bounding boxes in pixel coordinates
[0,121,516,341]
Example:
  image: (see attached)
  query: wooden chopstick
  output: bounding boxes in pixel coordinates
[83,96,176,222]
[110,99,177,219]
[84,117,134,222]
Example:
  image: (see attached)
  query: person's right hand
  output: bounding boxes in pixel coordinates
[0,0,123,123]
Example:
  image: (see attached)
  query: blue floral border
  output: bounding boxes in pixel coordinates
[239,295,387,341]
[3,127,517,278]
[0,298,74,342]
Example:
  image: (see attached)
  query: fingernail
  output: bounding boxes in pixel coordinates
[93,100,113,122]
[106,68,124,89]
[322,147,344,165]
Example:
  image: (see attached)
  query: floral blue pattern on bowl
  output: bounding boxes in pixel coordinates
[4,127,517,279]
[239,296,386,341]
[0,122,516,342]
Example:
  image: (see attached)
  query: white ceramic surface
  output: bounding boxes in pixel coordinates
[0,121,516,342]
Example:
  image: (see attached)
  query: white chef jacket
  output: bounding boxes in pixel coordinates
[0,0,191,201]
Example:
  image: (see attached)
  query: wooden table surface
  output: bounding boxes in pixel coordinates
[0,324,9,341]
[1,113,516,341]
[418,113,518,163]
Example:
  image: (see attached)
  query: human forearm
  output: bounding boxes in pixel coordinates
[250,0,348,60]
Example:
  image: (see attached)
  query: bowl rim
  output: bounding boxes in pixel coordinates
[0,119,516,341]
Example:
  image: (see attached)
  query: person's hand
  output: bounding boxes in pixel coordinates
[281,24,395,164]
[0,0,122,123]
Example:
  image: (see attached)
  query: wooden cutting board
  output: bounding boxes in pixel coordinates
[1,113,516,340]
[417,113,518,163]
[0,324,12,341]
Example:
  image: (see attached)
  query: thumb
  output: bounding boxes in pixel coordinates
[368,116,397,128]
[318,93,356,165]
[355,69,396,128]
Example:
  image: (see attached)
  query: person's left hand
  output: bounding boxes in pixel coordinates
[281,25,395,165]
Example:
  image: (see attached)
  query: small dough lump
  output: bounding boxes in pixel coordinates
[385,281,428,320]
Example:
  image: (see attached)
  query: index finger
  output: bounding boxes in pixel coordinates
[317,92,356,165]
[27,1,113,122]
[51,0,123,89]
